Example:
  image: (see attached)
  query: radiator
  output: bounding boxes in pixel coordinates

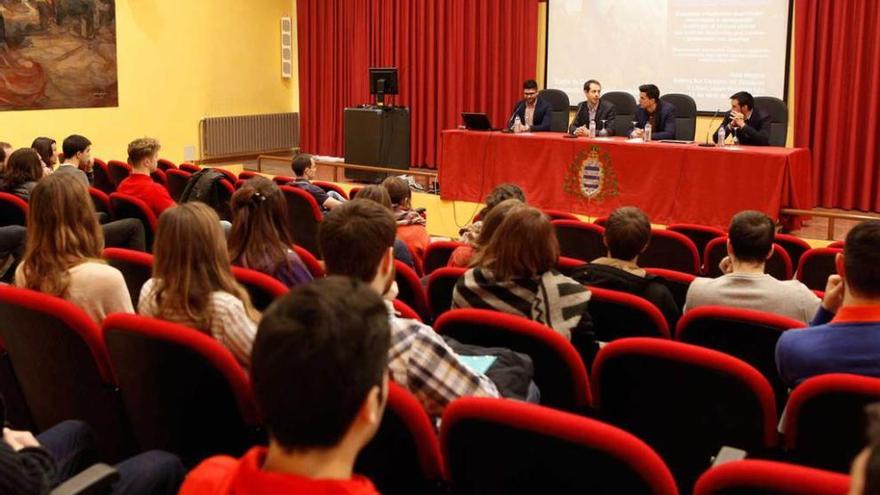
[199,112,299,158]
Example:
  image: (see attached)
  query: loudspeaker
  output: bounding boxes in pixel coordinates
[281,16,293,79]
[344,107,410,182]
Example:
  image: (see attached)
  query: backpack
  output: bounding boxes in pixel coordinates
[179,169,232,220]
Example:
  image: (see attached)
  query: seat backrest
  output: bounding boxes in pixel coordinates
[828,240,844,249]
[107,160,132,186]
[774,233,812,269]
[427,267,466,319]
[640,229,701,274]
[423,241,466,275]
[150,169,167,186]
[0,286,129,459]
[552,219,606,262]
[592,338,777,490]
[434,308,591,412]
[0,192,29,227]
[644,268,695,311]
[538,89,571,132]
[355,382,444,495]
[704,237,793,280]
[92,158,116,194]
[103,313,259,464]
[349,186,363,199]
[666,224,726,266]
[393,260,432,322]
[292,244,325,278]
[541,208,579,221]
[600,91,638,137]
[311,180,350,200]
[109,193,158,251]
[676,305,805,407]
[694,459,850,495]
[179,163,201,174]
[766,244,794,280]
[796,247,842,292]
[441,397,678,495]
[754,96,789,146]
[102,248,154,308]
[587,286,670,341]
[163,169,191,203]
[88,187,111,216]
[273,175,295,186]
[156,158,177,171]
[660,93,697,140]
[785,373,880,472]
[279,185,322,258]
[230,266,288,312]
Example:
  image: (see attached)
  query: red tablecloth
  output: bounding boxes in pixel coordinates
[438,130,814,229]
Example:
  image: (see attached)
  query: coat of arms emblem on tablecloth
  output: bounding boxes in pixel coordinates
[563,145,619,201]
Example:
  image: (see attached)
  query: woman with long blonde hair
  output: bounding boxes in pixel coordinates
[15,174,133,323]
[138,202,259,368]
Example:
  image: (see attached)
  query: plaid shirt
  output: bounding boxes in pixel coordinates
[385,301,499,416]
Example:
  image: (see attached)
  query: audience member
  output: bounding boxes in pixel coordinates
[572,206,679,328]
[117,137,175,216]
[228,177,312,288]
[457,183,526,246]
[288,153,344,212]
[319,200,498,416]
[849,403,880,495]
[776,220,880,386]
[450,198,523,268]
[354,184,416,270]
[55,134,92,186]
[15,174,132,323]
[0,148,42,200]
[139,203,259,368]
[0,142,11,171]
[685,210,820,323]
[30,136,56,176]
[382,176,429,261]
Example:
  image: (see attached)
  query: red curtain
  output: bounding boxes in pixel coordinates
[795,0,880,211]
[296,0,538,169]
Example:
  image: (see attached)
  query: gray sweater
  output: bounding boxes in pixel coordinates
[684,272,821,324]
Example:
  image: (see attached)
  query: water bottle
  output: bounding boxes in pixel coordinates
[513,115,523,132]
[644,123,652,142]
[717,126,726,147]
[589,120,596,138]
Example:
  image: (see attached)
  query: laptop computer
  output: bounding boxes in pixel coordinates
[462,112,496,131]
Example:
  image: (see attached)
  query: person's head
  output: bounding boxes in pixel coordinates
[291,153,315,179]
[638,84,661,110]
[839,220,880,301]
[848,403,880,495]
[62,135,92,168]
[729,91,755,115]
[604,206,652,261]
[382,176,411,210]
[474,205,559,280]
[475,198,524,250]
[584,79,602,106]
[153,202,259,330]
[727,210,775,265]
[484,183,525,212]
[0,142,12,170]
[523,79,539,104]
[19,173,102,297]
[228,176,295,276]
[252,277,389,456]
[127,137,161,172]
[319,200,397,295]
[354,184,393,210]
[31,137,57,166]
[2,148,43,190]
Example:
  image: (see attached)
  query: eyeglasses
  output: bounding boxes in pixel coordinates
[523,91,538,97]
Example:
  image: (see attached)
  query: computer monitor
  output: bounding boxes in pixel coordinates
[369,67,398,106]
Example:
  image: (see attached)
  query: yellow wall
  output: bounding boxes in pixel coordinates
[2,0,298,164]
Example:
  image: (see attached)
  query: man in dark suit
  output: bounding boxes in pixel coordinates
[507,79,552,132]
[713,91,772,146]
[631,84,676,140]
[569,79,617,136]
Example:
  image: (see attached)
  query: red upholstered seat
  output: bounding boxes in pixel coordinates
[272,175,295,186]
[667,223,726,266]
[88,187,111,216]
[441,397,678,495]
[587,285,670,341]
[150,168,167,186]
[593,216,608,227]
[92,158,116,194]
[0,192,28,227]
[639,229,701,275]
[426,266,466,319]
[164,169,191,202]
[179,162,200,174]
[423,240,466,275]
[393,260,431,322]
[292,244,325,278]
[775,233,813,269]
[552,219,606,263]
[102,248,154,308]
[704,237,793,280]
[279,185,322,258]
[237,170,260,181]
[796,247,842,291]
[827,240,844,249]
[311,180,349,200]
[110,193,159,251]
[107,160,132,186]
[694,459,850,495]
[392,299,422,322]
[541,208,579,221]
[644,267,695,311]
[349,186,363,199]
[230,266,288,311]
[156,158,177,171]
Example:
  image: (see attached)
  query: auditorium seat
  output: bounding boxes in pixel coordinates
[592,338,778,491]
[110,193,159,251]
[556,256,586,276]
[754,96,789,146]
[587,286,670,341]
[441,398,678,495]
[392,299,422,322]
[393,260,432,322]
[292,244,325,278]
[427,267,466,319]
[102,248,153,307]
[0,192,28,227]
[593,216,608,227]
[230,266,288,311]
[272,175,295,187]
[660,93,697,141]
[693,459,850,495]
[600,91,638,137]
[103,313,261,465]
[107,160,131,186]
[538,88,571,133]
[796,247,842,292]
[775,233,813,269]
[237,170,260,181]
[784,373,880,472]
[312,180,349,200]
[179,162,201,174]
[349,186,363,199]
[279,185,322,257]
[156,158,177,172]
[644,267,695,311]
[92,158,116,194]
[827,240,844,249]
[666,223,725,266]
[552,219,606,263]
[675,305,805,408]
[423,240,465,275]
[89,187,112,217]
[356,382,445,495]
[639,229,701,274]
[704,237,793,280]
[541,208,579,221]
[211,167,238,185]
[0,286,131,461]
[434,309,591,412]
[165,169,192,202]
[150,168,167,186]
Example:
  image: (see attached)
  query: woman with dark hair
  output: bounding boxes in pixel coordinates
[30,137,56,176]
[449,198,523,268]
[354,185,416,270]
[382,176,429,261]
[227,177,311,288]
[459,183,526,245]
[0,148,43,200]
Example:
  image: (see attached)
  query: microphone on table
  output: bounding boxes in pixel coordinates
[698,108,722,147]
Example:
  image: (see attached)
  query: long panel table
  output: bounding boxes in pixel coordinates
[438,130,814,229]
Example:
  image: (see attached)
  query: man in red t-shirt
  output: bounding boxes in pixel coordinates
[179,277,390,495]
[116,137,175,216]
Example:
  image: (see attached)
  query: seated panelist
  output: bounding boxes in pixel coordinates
[507,79,552,133]
[630,84,676,140]
[569,79,617,136]
[713,91,772,146]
